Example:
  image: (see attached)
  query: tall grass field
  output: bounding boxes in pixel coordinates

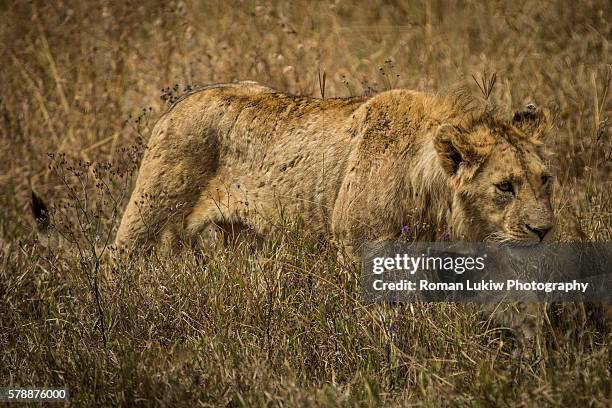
[0,1,610,406]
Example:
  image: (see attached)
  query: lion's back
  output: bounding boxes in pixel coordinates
[145,82,370,235]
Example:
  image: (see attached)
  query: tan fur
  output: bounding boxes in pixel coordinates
[114,81,555,257]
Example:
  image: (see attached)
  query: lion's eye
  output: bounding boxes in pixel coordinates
[541,175,551,186]
[496,181,515,195]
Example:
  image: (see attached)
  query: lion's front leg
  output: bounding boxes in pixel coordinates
[478,302,543,342]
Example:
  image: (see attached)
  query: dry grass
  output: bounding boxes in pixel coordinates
[0,0,610,406]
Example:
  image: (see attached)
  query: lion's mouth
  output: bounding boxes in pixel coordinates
[484,232,546,246]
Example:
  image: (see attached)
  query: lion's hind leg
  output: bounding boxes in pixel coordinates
[114,175,190,255]
[114,156,215,256]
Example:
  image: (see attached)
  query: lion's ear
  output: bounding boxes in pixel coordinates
[434,124,478,175]
[512,103,551,139]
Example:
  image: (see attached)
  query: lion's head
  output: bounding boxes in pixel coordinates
[434,104,555,243]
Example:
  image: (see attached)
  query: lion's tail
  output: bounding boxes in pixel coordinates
[31,191,112,260]
[31,190,50,235]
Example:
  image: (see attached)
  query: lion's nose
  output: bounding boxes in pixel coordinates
[525,224,552,241]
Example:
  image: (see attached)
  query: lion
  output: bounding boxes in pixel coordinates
[32,81,560,339]
[33,81,555,256]
[103,81,554,257]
